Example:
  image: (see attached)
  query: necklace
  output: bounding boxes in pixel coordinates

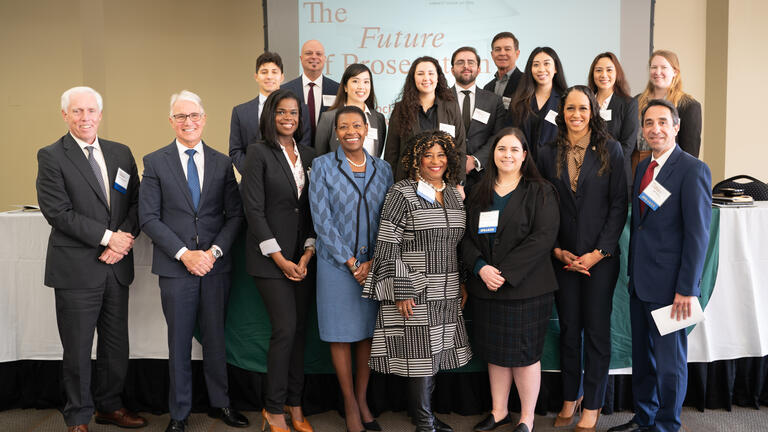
[346,154,366,168]
[495,176,521,188]
[417,174,446,192]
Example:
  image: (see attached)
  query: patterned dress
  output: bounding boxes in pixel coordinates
[362,179,472,377]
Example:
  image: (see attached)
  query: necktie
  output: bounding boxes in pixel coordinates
[461,90,472,133]
[638,160,658,215]
[307,82,317,139]
[185,149,201,209]
[85,145,107,204]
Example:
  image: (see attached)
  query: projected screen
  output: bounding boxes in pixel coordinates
[268,0,651,116]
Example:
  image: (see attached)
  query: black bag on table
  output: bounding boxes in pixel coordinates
[712,175,768,201]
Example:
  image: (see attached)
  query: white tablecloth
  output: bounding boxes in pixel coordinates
[0,212,202,362]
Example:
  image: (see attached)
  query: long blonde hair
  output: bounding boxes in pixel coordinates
[637,50,692,117]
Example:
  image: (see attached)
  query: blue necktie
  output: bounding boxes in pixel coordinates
[185,149,200,209]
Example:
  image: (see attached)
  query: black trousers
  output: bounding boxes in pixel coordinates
[54,272,128,426]
[254,276,312,413]
[554,255,620,410]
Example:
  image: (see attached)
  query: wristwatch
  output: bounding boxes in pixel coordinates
[211,245,223,259]
[350,259,361,272]
[597,248,610,258]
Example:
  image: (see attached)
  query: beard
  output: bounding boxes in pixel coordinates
[454,73,478,87]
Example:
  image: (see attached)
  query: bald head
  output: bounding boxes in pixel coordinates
[300,39,326,80]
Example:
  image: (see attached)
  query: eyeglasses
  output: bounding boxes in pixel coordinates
[172,112,203,122]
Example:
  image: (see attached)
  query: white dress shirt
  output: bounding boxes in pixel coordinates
[649,144,675,182]
[456,83,477,117]
[302,74,323,123]
[71,133,113,246]
[257,93,267,120]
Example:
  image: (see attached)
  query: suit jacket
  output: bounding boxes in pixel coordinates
[482,68,523,105]
[513,89,562,163]
[677,97,702,158]
[451,85,506,168]
[462,179,560,300]
[383,99,467,182]
[309,147,393,269]
[605,94,639,191]
[538,138,628,256]
[314,107,387,157]
[36,133,140,289]
[628,145,711,304]
[138,141,243,278]
[282,75,340,146]
[241,140,316,278]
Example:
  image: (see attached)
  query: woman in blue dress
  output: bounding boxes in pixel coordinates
[309,105,393,432]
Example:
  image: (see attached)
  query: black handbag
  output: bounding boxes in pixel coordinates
[712,175,768,201]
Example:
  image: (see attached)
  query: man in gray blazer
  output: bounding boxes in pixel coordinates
[139,90,246,432]
[450,47,506,190]
[36,86,147,432]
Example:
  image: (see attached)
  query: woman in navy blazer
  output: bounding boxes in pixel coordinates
[241,89,316,432]
[537,86,627,431]
[588,52,638,193]
[310,106,393,432]
[507,47,567,163]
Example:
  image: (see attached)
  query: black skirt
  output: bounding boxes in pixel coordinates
[470,292,554,367]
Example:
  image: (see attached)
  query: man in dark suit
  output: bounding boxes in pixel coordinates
[282,39,340,146]
[482,32,523,109]
[229,51,285,175]
[36,86,147,432]
[139,90,246,432]
[609,99,711,432]
[450,46,506,190]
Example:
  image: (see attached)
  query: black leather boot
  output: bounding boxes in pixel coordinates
[407,376,436,432]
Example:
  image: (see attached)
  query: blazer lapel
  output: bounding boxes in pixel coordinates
[198,142,217,209]
[334,147,360,194]
[101,141,120,214]
[575,145,598,196]
[271,144,299,200]
[62,134,109,209]
[163,141,196,211]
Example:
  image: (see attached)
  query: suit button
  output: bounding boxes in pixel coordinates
[294,208,299,214]
[195,217,199,221]
[638,226,643,231]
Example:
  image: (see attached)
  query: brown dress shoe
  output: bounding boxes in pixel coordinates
[94,408,148,428]
[67,425,88,432]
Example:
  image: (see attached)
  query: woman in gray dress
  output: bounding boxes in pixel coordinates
[309,106,393,432]
[363,130,471,432]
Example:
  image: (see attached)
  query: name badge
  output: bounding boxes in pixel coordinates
[416,180,436,203]
[600,109,612,121]
[639,179,671,211]
[439,123,456,137]
[113,168,130,194]
[502,96,511,109]
[366,127,378,140]
[545,109,558,125]
[472,108,491,124]
[363,137,376,154]
[478,210,500,234]
[322,95,336,106]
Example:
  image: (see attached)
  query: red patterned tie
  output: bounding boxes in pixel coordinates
[307,82,317,138]
[638,160,658,215]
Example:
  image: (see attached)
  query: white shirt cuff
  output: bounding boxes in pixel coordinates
[303,238,316,249]
[259,238,281,256]
[472,156,483,172]
[175,247,189,261]
[100,230,113,247]
[211,245,222,258]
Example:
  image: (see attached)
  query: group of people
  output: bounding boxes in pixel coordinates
[36,30,711,432]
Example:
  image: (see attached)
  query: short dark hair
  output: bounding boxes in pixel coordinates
[642,98,680,126]
[334,105,367,127]
[451,46,480,66]
[256,52,284,73]
[491,32,519,51]
[259,89,304,147]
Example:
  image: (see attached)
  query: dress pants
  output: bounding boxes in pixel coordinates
[629,294,688,432]
[54,272,129,426]
[255,276,311,414]
[159,272,231,421]
[554,255,619,410]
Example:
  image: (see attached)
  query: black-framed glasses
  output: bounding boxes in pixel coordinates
[172,112,203,122]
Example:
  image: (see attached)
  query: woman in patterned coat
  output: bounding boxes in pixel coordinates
[363,130,471,432]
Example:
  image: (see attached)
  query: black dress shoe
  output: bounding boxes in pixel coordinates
[208,407,249,428]
[474,413,512,431]
[434,416,453,432]
[363,419,382,431]
[165,419,185,432]
[607,421,654,431]
[512,423,532,432]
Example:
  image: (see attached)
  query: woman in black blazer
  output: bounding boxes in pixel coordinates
[588,52,638,193]
[507,47,567,163]
[537,86,627,431]
[383,56,467,185]
[463,127,560,432]
[241,89,316,432]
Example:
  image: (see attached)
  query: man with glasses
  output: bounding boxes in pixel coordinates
[138,90,246,432]
[450,46,506,190]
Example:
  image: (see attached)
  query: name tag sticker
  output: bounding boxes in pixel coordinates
[322,95,336,106]
[366,127,378,140]
[502,96,511,109]
[545,110,558,125]
[472,108,491,124]
[113,168,130,194]
[600,109,612,121]
[639,179,671,211]
[439,123,456,137]
[416,181,436,204]
[363,137,376,154]
[478,210,500,234]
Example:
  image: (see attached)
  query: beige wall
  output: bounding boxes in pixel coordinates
[0,0,263,210]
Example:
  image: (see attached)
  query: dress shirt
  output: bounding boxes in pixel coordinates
[71,133,112,246]
[567,134,590,192]
[302,74,323,123]
[649,144,674,182]
[494,69,515,97]
[257,93,267,120]
[599,93,614,112]
[456,84,477,117]
[418,102,439,132]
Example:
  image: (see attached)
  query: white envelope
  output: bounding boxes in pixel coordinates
[651,299,704,336]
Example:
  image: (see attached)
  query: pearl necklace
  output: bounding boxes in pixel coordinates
[346,154,367,168]
[417,174,446,192]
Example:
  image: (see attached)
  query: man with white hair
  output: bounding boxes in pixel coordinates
[37,86,146,431]
[138,90,246,432]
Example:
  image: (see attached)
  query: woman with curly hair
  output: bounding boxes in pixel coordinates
[384,56,467,187]
[364,130,471,432]
[537,86,627,432]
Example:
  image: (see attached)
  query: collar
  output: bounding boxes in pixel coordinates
[456,83,477,94]
[71,132,101,151]
[496,68,516,80]
[279,138,299,155]
[570,133,590,150]
[302,74,322,88]
[651,144,675,169]
[175,139,203,156]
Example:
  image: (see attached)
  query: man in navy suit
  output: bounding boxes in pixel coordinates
[482,32,523,109]
[609,99,711,432]
[139,90,246,432]
[282,39,340,146]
